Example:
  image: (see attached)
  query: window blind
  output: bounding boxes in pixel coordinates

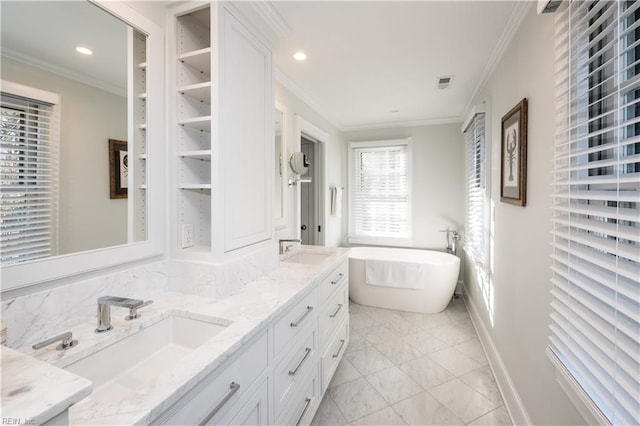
[0,91,60,264]
[349,139,411,243]
[550,1,640,424]
[464,113,486,266]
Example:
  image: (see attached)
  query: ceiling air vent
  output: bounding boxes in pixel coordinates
[436,75,454,90]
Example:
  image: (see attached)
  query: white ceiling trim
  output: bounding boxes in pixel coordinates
[2,48,126,98]
[341,115,462,133]
[460,1,534,121]
[276,67,345,130]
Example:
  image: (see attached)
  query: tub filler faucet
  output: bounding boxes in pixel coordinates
[96,296,153,333]
[439,228,460,256]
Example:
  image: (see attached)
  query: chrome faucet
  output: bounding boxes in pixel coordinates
[96,296,152,333]
[279,239,301,255]
[439,228,460,255]
[32,331,78,351]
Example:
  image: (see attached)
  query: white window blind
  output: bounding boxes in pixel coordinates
[464,113,486,266]
[349,139,412,245]
[1,87,60,265]
[550,1,640,424]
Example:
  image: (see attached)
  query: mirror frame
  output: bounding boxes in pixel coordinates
[274,101,288,231]
[1,1,165,292]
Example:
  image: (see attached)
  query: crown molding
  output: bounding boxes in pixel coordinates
[461,1,534,121]
[275,67,345,130]
[2,48,126,97]
[341,116,462,133]
[251,1,292,39]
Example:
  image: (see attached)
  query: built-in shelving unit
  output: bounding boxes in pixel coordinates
[130,28,147,242]
[175,5,212,252]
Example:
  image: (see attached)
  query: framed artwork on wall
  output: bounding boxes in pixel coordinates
[500,98,528,206]
[109,139,128,199]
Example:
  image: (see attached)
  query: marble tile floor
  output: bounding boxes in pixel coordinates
[312,299,511,426]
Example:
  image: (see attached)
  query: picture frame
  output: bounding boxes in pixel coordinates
[109,139,128,199]
[500,98,528,206]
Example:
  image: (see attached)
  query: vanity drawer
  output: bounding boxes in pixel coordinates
[275,366,319,426]
[273,326,317,419]
[319,260,348,303]
[156,332,268,425]
[319,281,348,350]
[320,317,349,394]
[273,286,318,358]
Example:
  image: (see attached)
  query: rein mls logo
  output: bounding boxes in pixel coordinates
[1,419,35,425]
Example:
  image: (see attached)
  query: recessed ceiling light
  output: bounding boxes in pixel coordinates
[293,51,307,61]
[75,46,93,55]
[391,109,400,113]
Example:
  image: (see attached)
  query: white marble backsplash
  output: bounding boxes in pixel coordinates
[167,243,279,298]
[1,261,169,348]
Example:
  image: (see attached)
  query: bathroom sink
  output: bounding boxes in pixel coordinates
[65,315,228,396]
[283,252,331,265]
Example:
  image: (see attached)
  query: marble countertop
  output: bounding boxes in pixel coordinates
[3,245,349,425]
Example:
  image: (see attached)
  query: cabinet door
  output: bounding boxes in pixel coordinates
[211,378,269,426]
[220,7,273,252]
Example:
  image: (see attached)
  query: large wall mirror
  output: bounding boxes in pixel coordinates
[0,1,165,292]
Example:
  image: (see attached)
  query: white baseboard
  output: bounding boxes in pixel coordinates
[463,288,532,426]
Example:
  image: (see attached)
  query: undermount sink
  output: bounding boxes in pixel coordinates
[65,315,229,396]
[283,252,331,265]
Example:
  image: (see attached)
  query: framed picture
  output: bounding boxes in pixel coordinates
[109,139,128,199]
[500,98,528,206]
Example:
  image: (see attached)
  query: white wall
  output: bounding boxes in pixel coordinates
[344,123,465,251]
[275,82,347,247]
[1,58,128,255]
[463,6,584,425]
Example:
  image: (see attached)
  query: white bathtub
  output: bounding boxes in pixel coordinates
[349,247,461,314]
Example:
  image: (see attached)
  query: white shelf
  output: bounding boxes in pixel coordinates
[138,123,147,130]
[178,82,211,104]
[139,185,147,190]
[139,93,147,100]
[178,183,212,190]
[179,150,212,160]
[138,62,147,70]
[179,116,211,132]
[139,154,147,160]
[178,48,211,73]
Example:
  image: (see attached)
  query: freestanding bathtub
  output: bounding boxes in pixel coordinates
[349,246,461,314]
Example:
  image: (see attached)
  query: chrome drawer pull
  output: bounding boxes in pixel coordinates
[329,304,343,318]
[332,339,346,358]
[288,347,312,376]
[295,397,313,426]
[199,381,240,425]
[330,273,344,285]
[290,306,313,327]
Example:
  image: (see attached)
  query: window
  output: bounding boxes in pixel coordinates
[550,1,639,424]
[464,112,487,266]
[0,83,60,265]
[348,138,412,245]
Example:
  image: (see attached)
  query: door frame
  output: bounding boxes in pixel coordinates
[294,115,327,246]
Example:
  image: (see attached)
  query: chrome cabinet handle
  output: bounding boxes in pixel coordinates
[288,347,312,376]
[295,398,312,426]
[199,382,240,425]
[330,273,344,285]
[332,339,346,358]
[290,306,313,327]
[329,304,343,318]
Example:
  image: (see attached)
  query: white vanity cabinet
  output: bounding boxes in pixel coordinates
[154,332,269,425]
[318,260,350,394]
[170,1,278,261]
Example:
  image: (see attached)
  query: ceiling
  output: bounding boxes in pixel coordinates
[273,1,524,131]
[1,1,128,96]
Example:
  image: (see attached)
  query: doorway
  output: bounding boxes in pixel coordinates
[300,135,320,245]
[295,115,327,246]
